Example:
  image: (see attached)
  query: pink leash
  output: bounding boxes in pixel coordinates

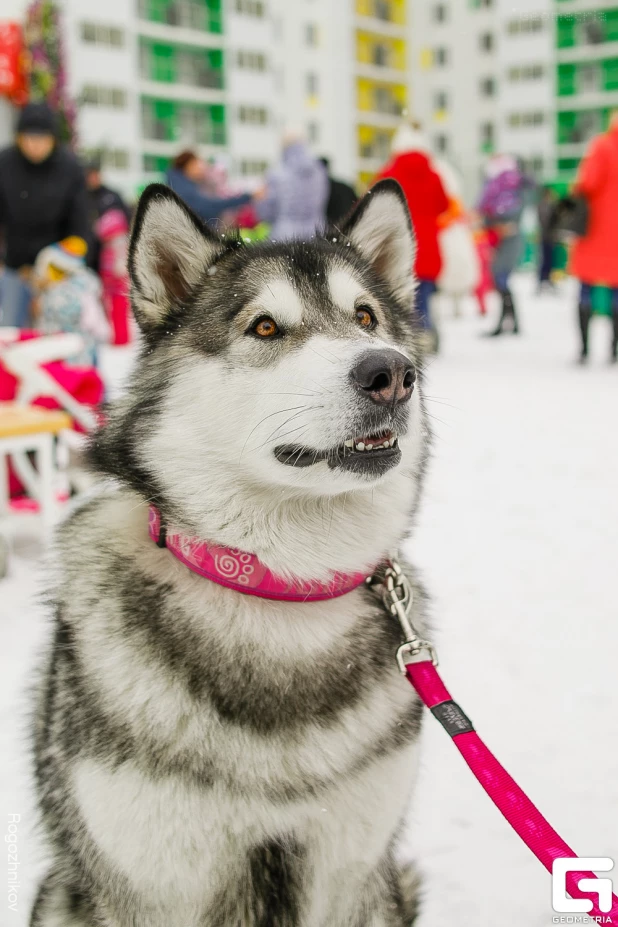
[148,514,616,918]
[370,560,618,922]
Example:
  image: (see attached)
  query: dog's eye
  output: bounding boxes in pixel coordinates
[355,306,376,330]
[251,316,280,339]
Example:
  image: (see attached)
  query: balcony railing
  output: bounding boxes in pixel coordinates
[138,0,223,34]
[139,41,224,89]
[141,101,226,145]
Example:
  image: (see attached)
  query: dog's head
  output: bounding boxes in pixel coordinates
[92,182,429,568]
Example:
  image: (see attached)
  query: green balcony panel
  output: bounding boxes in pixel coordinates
[602,58,618,91]
[558,63,576,96]
[556,15,575,48]
[607,8,618,41]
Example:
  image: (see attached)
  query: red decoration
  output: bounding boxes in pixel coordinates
[0,22,29,105]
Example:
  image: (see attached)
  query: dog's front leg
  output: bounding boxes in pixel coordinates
[361,860,421,927]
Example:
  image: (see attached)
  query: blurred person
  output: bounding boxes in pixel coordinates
[471,213,499,316]
[32,236,109,366]
[374,122,449,345]
[85,157,132,273]
[257,129,328,240]
[85,157,132,225]
[569,112,618,363]
[537,186,558,292]
[0,102,91,327]
[95,208,132,346]
[477,154,530,336]
[166,150,253,225]
[319,157,357,225]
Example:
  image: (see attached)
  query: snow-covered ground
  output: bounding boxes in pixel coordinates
[2,273,617,925]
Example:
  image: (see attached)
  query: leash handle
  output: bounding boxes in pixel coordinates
[407,659,618,922]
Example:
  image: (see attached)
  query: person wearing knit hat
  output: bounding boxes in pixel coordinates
[0,102,91,328]
[32,236,110,365]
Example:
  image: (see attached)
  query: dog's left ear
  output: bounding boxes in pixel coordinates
[341,179,416,307]
[128,184,224,333]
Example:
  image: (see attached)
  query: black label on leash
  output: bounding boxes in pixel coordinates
[431,700,475,738]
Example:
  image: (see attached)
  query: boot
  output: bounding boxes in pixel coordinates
[578,303,591,363]
[488,289,518,336]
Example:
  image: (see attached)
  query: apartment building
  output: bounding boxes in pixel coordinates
[354,0,409,187]
[409,0,618,201]
[555,1,618,184]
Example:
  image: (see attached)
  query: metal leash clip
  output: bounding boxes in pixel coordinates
[367,556,438,674]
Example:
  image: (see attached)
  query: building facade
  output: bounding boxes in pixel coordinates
[1,0,414,199]
[555,1,618,187]
[409,0,618,202]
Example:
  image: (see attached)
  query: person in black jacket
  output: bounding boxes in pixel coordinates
[0,102,91,327]
[319,158,357,225]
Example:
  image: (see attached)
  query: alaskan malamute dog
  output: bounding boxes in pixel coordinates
[31,179,431,926]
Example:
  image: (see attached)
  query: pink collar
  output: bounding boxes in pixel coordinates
[148,506,371,602]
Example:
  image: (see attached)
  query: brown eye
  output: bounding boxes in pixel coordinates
[356,306,376,330]
[252,317,280,338]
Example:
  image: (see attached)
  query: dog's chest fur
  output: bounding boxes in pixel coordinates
[37,491,425,925]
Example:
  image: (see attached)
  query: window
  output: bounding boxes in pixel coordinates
[374,86,401,114]
[236,50,267,71]
[434,47,448,66]
[434,134,448,153]
[239,158,269,176]
[522,155,544,175]
[507,111,545,128]
[373,43,389,66]
[238,105,268,125]
[507,16,543,35]
[143,154,169,173]
[480,76,495,97]
[305,22,319,46]
[480,121,494,150]
[508,64,544,82]
[479,32,494,52]
[235,0,265,16]
[80,22,124,47]
[434,90,448,111]
[306,72,319,96]
[83,148,129,170]
[374,0,392,21]
[307,121,320,144]
[80,85,128,108]
[434,3,448,23]
[578,63,600,92]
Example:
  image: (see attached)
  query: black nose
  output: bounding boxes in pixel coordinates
[350,349,416,407]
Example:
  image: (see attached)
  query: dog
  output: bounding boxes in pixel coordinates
[31,178,431,926]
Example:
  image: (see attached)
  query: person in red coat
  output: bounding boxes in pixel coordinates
[569,113,618,362]
[375,125,449,342]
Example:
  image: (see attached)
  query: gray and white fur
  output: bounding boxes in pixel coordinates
[31,179,432,926]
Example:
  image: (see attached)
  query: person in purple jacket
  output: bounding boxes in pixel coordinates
[257,130,328,241]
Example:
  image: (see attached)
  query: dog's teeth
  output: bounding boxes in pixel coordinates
[344,440,354,448]
[365,443,373,450]
[382,441,390,449]
[356,442,365,451]
[390,437,396,447]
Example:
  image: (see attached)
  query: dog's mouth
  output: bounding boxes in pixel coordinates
[274,429,401,476]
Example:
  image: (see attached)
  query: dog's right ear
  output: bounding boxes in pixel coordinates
[128,184,224,333]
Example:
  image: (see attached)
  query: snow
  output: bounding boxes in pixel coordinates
[1,273,617,925]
